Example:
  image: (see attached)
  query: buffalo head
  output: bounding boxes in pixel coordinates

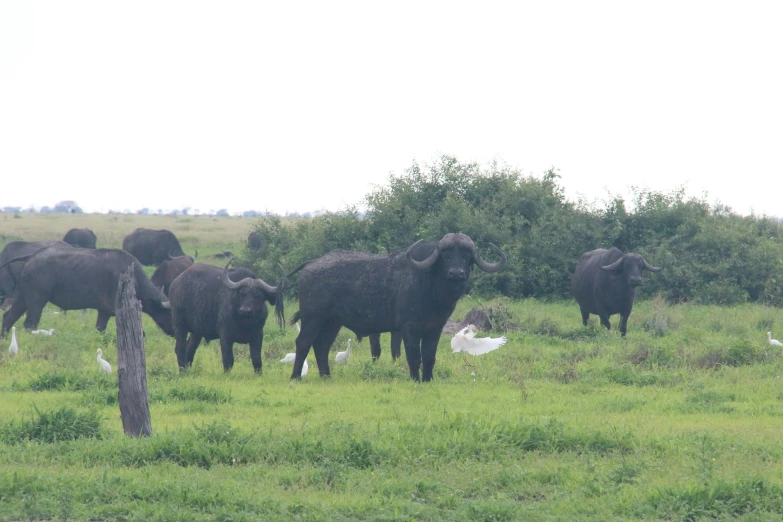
[220,259,285,327]
[406,233,507,279]
[600,253,662,287]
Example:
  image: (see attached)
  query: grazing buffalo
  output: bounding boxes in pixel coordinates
[0,241,74,306]
[1,248,173,336]
[151,255,195,296]
[63,228,97,248]
[122,228,194,266]
[571,247,662,337]
[168,260,285,373]
[288,233,507,381]
[247,231,262,250]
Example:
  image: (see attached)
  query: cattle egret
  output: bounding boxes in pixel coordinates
[335,339,352,364]
[280,352,296,363]
[768,332,783,347]
[8,326,18,356]
[301,358,309,376]
[32,329,55,336]
[451,324,507,356]
[295,322,301,333]
[97,348,112,374]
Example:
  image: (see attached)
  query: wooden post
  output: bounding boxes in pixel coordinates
[115,265,152,437]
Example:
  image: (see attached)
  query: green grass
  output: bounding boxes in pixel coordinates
[2,214,783,520]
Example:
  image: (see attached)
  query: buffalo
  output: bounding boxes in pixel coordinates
[63,228,97,248]
[122,228,195,266]
[247,231,262,250]
[168,260,285,373]
[1,247,173,336]
[288,233,507,381]
[151,255,195,296]
[0,241,74,307]
[571,247,662,337]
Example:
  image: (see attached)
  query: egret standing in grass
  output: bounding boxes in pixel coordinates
[280,352,296,363]
[32,328,55,336]
[335,339,352,364]
[768,332,783,347]
[8,326,18,356]
[97,348,112,374]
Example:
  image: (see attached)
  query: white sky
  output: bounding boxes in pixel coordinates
[1,1,782,217]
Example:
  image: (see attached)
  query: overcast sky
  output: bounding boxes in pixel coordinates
[1,1,781,216]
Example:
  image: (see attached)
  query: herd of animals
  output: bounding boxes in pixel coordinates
[5,224,749,382]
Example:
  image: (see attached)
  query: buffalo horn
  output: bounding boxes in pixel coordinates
[600,257,624,271]
[642,257,662,272]
[470,241,507,273]
[407,240,440,270]
[221,259,250,290]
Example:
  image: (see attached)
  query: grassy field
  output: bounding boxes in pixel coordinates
[2,214,783,521]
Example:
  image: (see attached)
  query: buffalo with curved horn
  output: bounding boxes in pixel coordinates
[287,232,507,381]
[571,247,663,337]
[168,259,285,373]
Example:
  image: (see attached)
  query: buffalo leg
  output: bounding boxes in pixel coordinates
[1,298,28,336]
[580,308,590,326]
[420,330,441,382]
[402,332,422,381]
[598,314,611,331]
[96,310,111,332]
[249,330,263,374]
[292,319,322,379]
[219,335,235,372]
[369,333,382,361]
[185,333,202,367]
[390,331,402,361]
[312,320,341,377]
[619,314,629,337]
[174,330,190,371]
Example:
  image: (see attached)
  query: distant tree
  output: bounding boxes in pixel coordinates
[137,208,150,215]
[3,206,22,213]
[216,209,229,217]
[40,206,52,213]
[242,210,258,217]
[53,200,80,213]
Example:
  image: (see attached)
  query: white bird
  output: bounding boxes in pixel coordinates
[335,339,352,364]
[8,326,18,356]
[32,328,55,336]
[295,322,301,333]
[451,324,507,356]
[96,348,112,374]
[280,352,296,363]
[768,332,783,347]
[301,358,309,376]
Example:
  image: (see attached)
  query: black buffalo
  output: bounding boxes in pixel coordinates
[0,241,74,307]
[571,247,662,337]
[168,260,285,373]
[288,233,507,381]
[122,228,194,266]
[247,231,262,250]
[151,255,195,296]
[63,228,97,248]
[1,247,173,336]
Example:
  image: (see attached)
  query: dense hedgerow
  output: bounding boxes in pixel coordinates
[240,155,783,305]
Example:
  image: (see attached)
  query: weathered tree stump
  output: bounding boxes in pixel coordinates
[115,265,152,437]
